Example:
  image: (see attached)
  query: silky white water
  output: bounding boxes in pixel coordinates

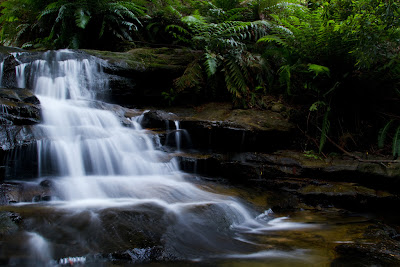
[2,50,313,264]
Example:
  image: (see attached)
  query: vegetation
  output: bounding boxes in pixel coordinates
[0,0,399,155]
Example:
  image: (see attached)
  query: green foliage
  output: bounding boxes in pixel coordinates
[377,120,400,157]
[161,88,178,106]
[168,13,270,107]
[0,0,147,49]
[303,150,322,160]
[378,120,394,149]
[319,107,330,153]
[213,0,240,11]
[173,60,204,93]
[257,0,400,153]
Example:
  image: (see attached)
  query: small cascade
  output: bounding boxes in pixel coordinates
[0,61,4,86]
[2,50,312,264]
[164,120,192,152]
[26,232,52,266]
[16,63,28,88]
[174,121,181,152]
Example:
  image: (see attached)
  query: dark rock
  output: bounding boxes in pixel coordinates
[84,48,201,106]
[140,110,177,129]
[0,182,51,204]
[39,180,52,188]
[105,246,166,264]
[175,151,400,211]
[1,55,19,88]
[0,212,19,236]
[333,223,400,266]
[0,125,37,151]
[0,88,41,126]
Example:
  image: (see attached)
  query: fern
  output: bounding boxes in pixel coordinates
[319,107,331,153]
[204,52,218,77]
[75,8,90,29]
[168,13,270,107]
[378,118,394,148]
[174,60,203,92]
[392,125,400,157]
[308,64,330,78]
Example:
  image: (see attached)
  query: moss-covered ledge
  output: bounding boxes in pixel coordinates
[83,48,201,106]
[85,47,201,72]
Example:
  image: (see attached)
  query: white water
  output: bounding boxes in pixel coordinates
[2,50,311,263]
[26,232,52,265]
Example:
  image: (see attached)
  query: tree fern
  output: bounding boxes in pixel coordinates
[168,13,270,107]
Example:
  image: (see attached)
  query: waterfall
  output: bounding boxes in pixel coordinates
[174,121,181,152]
[2,50,310,263]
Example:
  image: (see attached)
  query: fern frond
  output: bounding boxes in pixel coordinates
[308,64,330,78]
[392,125,400,157]
[75,8,91,29]
[223,57,248,98]
[278,64,291,95]
[378,119,394,148]
[174,60,203,92]
[257,35,288,48]
[319,107,331,153]
[204,52,218,77]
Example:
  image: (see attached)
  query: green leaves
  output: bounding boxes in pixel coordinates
[0,0,148,49]
[319,107,330,153]
[204,52,218,77]
[377,120,400,157]
[167,12,270,107]
[75,8,90,29]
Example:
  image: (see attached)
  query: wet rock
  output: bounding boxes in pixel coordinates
[0,212,19,236]
[333,223,400,266]
[105,246,166,264]
[140,110,177,129]
[0,88,41,156]
[176,151,400,211]
[139,103,296,152]
[39,180,52,188]
[0,182,51,204]
[1,55,19,88]
[0,88,41,125]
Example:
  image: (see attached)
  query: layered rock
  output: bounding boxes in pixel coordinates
[0,88,40,152]
[85,48,201,106]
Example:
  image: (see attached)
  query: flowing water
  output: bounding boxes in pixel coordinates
[0,50,388,266]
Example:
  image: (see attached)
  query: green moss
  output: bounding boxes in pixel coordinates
[84,48,197,71]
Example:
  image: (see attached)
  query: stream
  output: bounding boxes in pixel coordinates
[0,50,398,266]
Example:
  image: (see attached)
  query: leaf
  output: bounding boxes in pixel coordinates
[393,125,400,157]
[378,119,394,148]
[204,52,218,77]
[75,8,91,29]
[257,35,288,48]
[308,63,330,78]
[309,101,326,112]
[319,107,330,153]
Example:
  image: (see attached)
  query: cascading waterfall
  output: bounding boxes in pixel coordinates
[2,50,311,265]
